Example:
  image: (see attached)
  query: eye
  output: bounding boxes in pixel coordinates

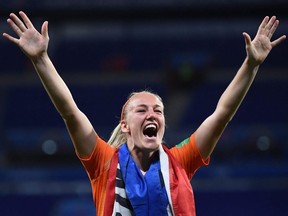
[136,109,146,113]
[155,109,163,114]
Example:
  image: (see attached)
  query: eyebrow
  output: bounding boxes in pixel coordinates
[134,104,163,109]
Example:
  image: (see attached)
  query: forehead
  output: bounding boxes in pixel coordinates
[128,93,163,108]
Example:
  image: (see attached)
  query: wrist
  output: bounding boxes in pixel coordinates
[242,58,260,77]
[244,57,260,70]
[31,52,49,65]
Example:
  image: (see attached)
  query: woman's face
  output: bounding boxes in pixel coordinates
[121,92,165,153]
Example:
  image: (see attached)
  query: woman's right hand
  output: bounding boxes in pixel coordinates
[3,11,49,60]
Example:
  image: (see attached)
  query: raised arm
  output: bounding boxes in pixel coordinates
[195,16,286,160]
[3,11,97,157]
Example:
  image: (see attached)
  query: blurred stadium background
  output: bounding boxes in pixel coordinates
[0,0,288,215]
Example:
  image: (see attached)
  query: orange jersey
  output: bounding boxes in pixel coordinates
[78,133,209,215]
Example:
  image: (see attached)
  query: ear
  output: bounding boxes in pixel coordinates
[120,120,130,133]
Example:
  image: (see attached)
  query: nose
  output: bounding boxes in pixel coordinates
[146,109,156,120]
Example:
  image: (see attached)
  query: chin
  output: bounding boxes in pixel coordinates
[143,139,161,151]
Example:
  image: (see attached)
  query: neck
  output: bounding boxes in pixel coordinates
[128,146,159,172]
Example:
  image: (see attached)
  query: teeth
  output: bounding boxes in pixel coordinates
[145,124,156,130]
[143,124,157,137]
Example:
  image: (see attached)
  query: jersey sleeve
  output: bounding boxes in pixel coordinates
[77,135,116,181]
[169,133,209,179]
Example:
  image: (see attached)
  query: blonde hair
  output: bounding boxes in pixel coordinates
[107,90,163,148]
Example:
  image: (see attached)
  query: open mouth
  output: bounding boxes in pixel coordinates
[143,124,157,137]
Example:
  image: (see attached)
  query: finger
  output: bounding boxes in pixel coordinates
[267,19,279,39]
[257,16,269,35]
[2,32,19,45]
[6,18,23,37]
[271,35,286,48]
[243,32,252,46]
[19,11,35,29]
[9,12,27,32]
[265,16,276,32]
[41,21,49,39]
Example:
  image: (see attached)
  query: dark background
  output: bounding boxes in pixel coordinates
[0,1,288,215]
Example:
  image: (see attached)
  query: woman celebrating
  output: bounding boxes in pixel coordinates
[3,11,286,215]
